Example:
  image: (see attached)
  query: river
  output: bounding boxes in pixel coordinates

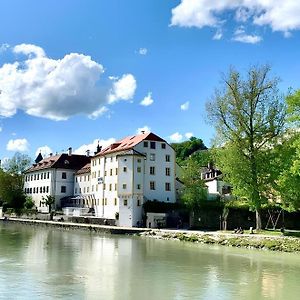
[0,222,300,300]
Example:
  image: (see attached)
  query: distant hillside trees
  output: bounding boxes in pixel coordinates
[171,137,207,165]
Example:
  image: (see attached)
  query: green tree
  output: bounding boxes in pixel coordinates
[42,195,55,214]
[207,65,286,229]
[172,137,207,165]
[2,152,32,174]
[274,90,300,211]
[180,158,207,210]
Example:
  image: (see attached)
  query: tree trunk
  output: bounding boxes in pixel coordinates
[256,209,262,230]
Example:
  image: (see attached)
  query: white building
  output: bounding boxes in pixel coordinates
[90,132,177,227]
[24,150,90,212]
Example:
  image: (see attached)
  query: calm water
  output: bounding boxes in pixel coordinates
[0,223,300,300]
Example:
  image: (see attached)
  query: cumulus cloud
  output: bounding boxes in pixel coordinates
[140,92,154,106]
[180,101,189,111]
[185,132,194,139]
[74,138,116,155]
[35,145,53,157]
[7,138,29,152]
[0,44,137,120]
[171,0,300,39]
[108,74,137,104]
[169,132,183,142]
[138,48,148,55]
[136,126,151,134]
[232,27,262,44]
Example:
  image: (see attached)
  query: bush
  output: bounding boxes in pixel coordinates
[24,197,35,210]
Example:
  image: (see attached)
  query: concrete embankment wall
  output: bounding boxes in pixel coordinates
[0,218,150,235]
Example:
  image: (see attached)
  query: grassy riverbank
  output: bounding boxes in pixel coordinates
[140,230,300,253]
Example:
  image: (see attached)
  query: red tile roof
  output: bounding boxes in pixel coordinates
[76,163,91,175]
[95,132,166,157]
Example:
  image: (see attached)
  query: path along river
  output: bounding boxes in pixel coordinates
[0,222,300,300]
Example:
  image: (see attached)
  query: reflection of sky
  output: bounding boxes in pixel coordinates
[1,224,300,299]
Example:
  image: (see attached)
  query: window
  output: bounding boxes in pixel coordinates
[83,187,86,193]
[123,184,127,189]
[144,141,148,147]
[123,167,127,172]
[150,166,155,175]
[34,174,36,180]
[80,176,82,182]
[92,185,94,192]
[30,188,32,194]
[46,186,49,193]
[33,187,36,194]
[87,187,89,193]
[166,167,170,176]
[137,184,141,190]
[137,199,141,206]
[98,170,101,177]
[96,185,98,192]
[84,175,86,182]
[137,159,141,163]
[161,143,166,149]
[150,153,155,161]
[105,198,107,205]
[43,186,45,193]
[62,172,67,179]
[166,155,170,162]
[124,199,128,206]
[114,198,117,206]
[37,174,39,180]
[103,183,106,190]
[79,188,82,193]
[88,175,90,181]
[115,168,118,175]
[40,187,42,193]
[41,173,43,180]
[150,141,156,149]
[61,186,66,193]
[47,172,50,179]
[109,184,112,191]
[105,171,107,176]
[165,182,171,191]
[75,188,77,194]
[75,177,78,182]
[110,169,113,176]
[115,184,117,191]
[150,181,155,190]
[31,175,33,181]
[137,167,141,173]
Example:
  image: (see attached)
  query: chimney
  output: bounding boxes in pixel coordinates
[86,149,90,157]
[68,147,72,156]
[49,153,53,157]
[141,130,145,134]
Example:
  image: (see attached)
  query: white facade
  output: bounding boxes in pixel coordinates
[24,168,76,212]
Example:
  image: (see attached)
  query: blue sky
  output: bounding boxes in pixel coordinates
[1,0,300,160]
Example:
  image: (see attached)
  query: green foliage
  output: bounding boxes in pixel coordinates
[2,152,32,174]
[24,196,35,210]
[189,149,213,167]
[143,200,183,213]
[42,195,55,212]
[180,158,207,210]
[207,65,286,229]
[171,137,207,165]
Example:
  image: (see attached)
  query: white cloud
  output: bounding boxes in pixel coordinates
[108,74,137,104]
[74,138,116,155]
[140,92,154,106]
[88,106,109,120]
[14,43,45,58]
[180,101,189,111]
[233,27,262,44]
[185,132,194,139]
[169,132,183,142]
[35,145,53,157]
[136,126,151,135]
[138,48,148,55]
[171,1,300,38]
[7,138,29,152]
[0,44,137,120]
[213,29,223,40]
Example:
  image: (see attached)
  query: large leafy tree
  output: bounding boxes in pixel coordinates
[274,90,300,211]
[180,158,207,211]
[207,65,286,229]
[0,153,32,211]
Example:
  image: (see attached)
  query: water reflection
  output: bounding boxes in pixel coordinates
[1,223,300,300]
